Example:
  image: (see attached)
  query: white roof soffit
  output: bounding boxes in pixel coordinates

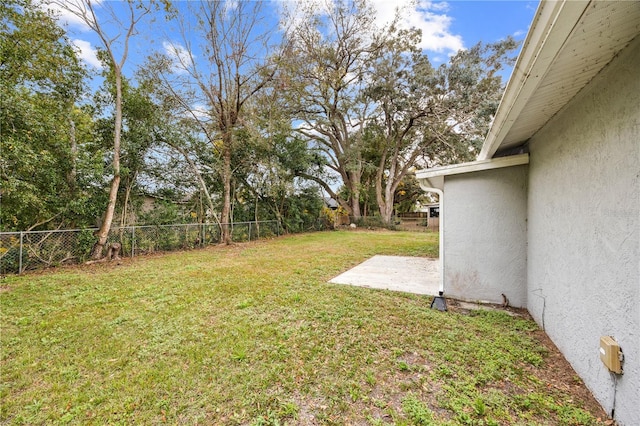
[479,0,640,160]
[415,153,529,181]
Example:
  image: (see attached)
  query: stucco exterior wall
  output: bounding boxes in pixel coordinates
[526,36,640,425]
[443,165,528,307]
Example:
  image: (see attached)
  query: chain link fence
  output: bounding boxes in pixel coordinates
[0,221,283,275]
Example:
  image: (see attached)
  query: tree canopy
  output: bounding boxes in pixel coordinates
[1,0,518,240]
[1,0,93,231]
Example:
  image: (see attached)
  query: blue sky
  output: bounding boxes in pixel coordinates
[48,0,539,85]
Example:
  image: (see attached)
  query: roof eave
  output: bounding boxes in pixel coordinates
[478,0,591,160]
[415,153,530,181]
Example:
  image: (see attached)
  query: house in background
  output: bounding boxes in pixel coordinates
[322,197,350,226]
[400,203,439,231]
[416,1,639,424]
[322,197,339,211]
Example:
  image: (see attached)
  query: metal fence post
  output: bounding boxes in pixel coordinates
[248,222,252,241]
[18,231,24,274]
[131,226,135,259]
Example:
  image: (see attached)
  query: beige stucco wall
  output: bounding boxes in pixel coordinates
[443,165,528,307]
[526,36,639,425]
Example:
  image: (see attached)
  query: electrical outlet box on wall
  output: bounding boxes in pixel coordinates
[600,336,623,374]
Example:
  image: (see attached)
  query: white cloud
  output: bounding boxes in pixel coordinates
[411,10,463,53]
[162,41,193,74]
[276,0,463,55]
[193,104,209,119]
[72,39,102,69]
[182,103,210,121]
[276,0,332,33]
[224,0,239,16]
[163,41,190,64]
[371,0,464,53]
[429,1,450,12]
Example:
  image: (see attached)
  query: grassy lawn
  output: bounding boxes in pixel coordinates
[1,230,607,425]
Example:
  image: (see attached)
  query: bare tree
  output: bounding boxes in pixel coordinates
[142,1,278,244]
[50,0,160,258]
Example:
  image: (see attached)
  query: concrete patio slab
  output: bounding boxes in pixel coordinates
[329,255,440,296]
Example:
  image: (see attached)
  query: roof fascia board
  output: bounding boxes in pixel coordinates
[478,0,591,160]
[415,154,529,180]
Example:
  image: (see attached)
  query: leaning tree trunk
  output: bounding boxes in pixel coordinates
[91,175,120,259]
[91,70,123,259]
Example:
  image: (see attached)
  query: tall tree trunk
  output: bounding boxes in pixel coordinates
[92,175,121,258]
[54,0,151,259]
[380,187,394,225]
[376,187,395,224]
[254,193,260,237]
[375,155,396,225]
[91,71,123,259]
[348,170,362,220]
[67,116,77,192]
[220,137,233,245]
[375,166,388,224]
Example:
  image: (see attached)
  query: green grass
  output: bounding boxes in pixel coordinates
[0,230,605,425]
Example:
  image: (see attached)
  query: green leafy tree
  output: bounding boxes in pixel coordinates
[393,176,424,214]
[0,0,93,231]
[279,0,391,220]
[280,0,517,225]
[233,131,324,231]
[365,35,518,223]
[229,83,325,230]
